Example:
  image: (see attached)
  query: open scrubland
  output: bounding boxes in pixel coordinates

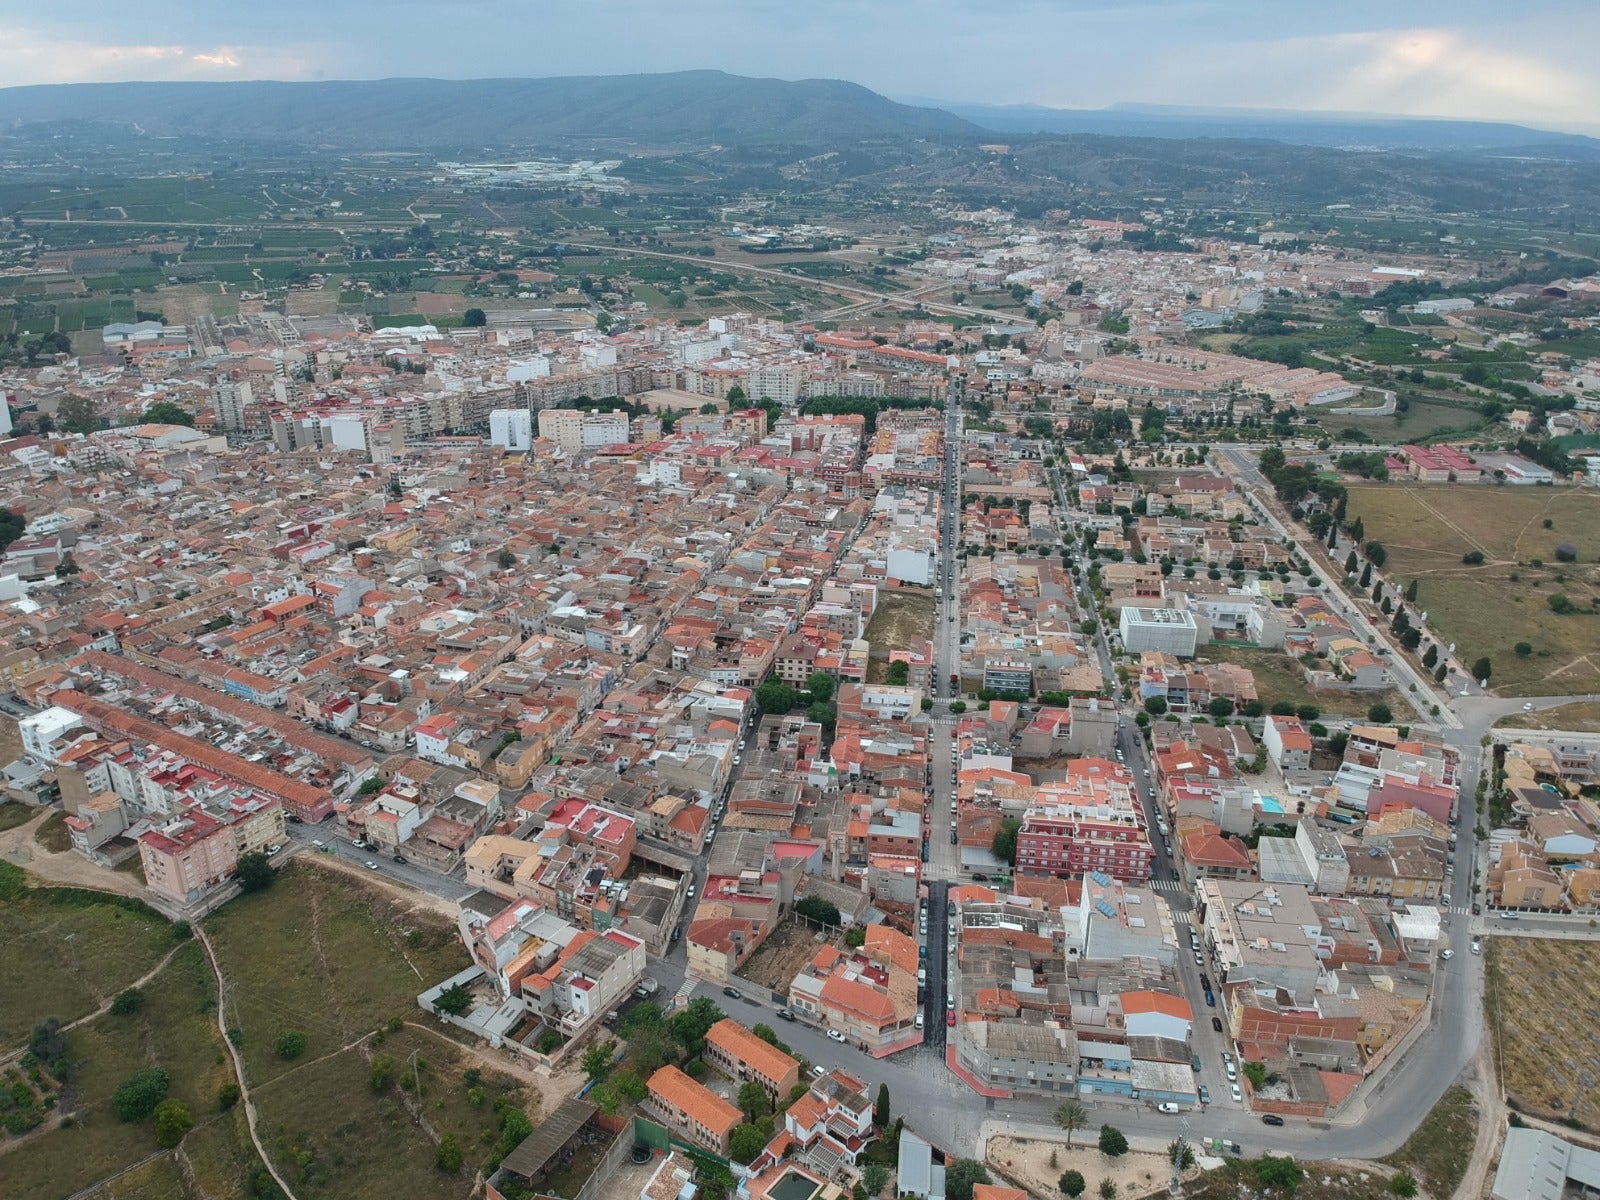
[0,858,521,1200]
[1345,484,1600,695]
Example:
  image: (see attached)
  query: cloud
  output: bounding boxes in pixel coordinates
[0,26,324,84]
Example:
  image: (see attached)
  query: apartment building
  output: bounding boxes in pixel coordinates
[536,407,630,454]
[703,1018,801,1099]
[138,810,240,905]
[646,1065,741,1155]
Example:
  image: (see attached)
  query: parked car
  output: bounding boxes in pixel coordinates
[811,1065,826,1079]
[722,986,743,1000]
[265,844,282,858]
[1262,1114,1285,1126]
[914,1012,924,1030]
[1211,1016,1224,1032]
[1205,991,1216,1007]
[365,861,379,871]
[1471,939,1482,955]
[1156,1102,1181,1114]
[946,1010,956,1027]
[1230,1083,1244,1104]
[671,926,682,943]
[776,1009,795,1021]
[1197,1085,1211,1105]
[1441,948,1455,960]
[392,854,405,864]
[826,1029,846,1043]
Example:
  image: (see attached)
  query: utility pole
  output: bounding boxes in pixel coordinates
[1170,1122,1189,1199]
[411,1048,422,1106]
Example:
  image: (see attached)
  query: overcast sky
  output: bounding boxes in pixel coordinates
[5,0,1598,133]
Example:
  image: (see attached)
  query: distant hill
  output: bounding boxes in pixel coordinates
[0,71,982,148]
[932,100,1600,157]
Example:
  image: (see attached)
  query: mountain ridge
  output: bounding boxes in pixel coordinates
[0,71,983,148]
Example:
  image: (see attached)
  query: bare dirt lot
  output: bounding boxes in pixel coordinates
[1487,936,1600,1129]
[737,919,838,995]
[864,589,936,683]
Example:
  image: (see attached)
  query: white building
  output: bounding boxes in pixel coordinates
[489,408,534,452]
[20,706,86,763]
[0,391,12,437]
[1118,607,1198,656]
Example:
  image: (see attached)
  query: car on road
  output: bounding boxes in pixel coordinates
[392,854,405,864]
[1230,1083,1244,1104]
[1205,991,1215,1007]
[265,844,283,857]
[914,1012,924,1029]
[776,1009,795,1021]
[722,986,743,1000]
[1191,1055,1202,1072]
[687,882,697,898]
[1442,893,1452,907]
[1440,949,1455,960]
[826,1029,846,1043]
[1211,1016,1224,1032]
[732,755,742,766]
[1156,1102,1181,1114]
[365,861,379,871]
[1262,1114,1285,1126]
[1197,1085,1211,1105]
[946,1010,956,1027]
[1523,702,1535,712]
[1224,1060,1237,1081]
[671,926,682,943]
[1471,939,1482,955]
[811,1065,826,1078]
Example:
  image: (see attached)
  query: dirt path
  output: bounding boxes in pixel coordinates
[0,808,144,897]
[299,852,459,920]
[194,925,302,1200]
[1455,1037,1507,1200]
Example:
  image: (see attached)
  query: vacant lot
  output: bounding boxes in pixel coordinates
[1383,1085,1477,1198]
[738,919,838,994]
[249,1022,527,1200]
[1498,701,1600,734]
[0,875,179,1046]
[1346,484,1600,696]
[1197,644,1405,719]
[864,589,936,682]
[204,861,469,1089]
[1487,937,1600,1129]
[4,939,245,1200]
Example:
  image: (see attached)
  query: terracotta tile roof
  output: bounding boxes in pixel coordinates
[647,1066,740,1138]
[706,1019,798,1084]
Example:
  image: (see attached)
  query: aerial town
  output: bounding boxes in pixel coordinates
[3,23,1600,1200]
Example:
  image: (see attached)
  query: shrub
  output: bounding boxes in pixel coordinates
[218,1082,240,1111]
[1061,1171,1087,1197]
[154,1098,193,1147]
[113,1068,169,1122]
[1555,543,1578,563]
[1098,1124,1129,1157]
[435,1132,464,1172]
[1100,1183,1118,1200]
[275,1031,307,1061]
[1389,1172,1418,1198]
[1461,550,1485,565]
[110,988,144,1016]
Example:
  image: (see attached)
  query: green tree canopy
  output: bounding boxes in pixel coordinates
[992,818,1022,866]
[1060,1171,1087,1197]
[945,1159,993,1200]
[236,851,274,892]
[113,1068,170,1123]
[141,401,194,427]
[795,896,842,927]
[1098,1124,1129,1157]
[756,680,801,714]
[154,1098,193,1147]
[807,671,836,703]
[462,307,487,327]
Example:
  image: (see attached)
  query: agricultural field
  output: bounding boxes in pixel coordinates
[1487,938,1600,1130]
[1345,484,1600,695]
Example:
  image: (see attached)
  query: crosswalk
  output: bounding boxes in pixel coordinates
[1150,879,1190,895]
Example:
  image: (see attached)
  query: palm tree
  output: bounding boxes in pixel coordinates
[1055,1099,1088,1148]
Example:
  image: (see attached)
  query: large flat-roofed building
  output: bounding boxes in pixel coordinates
[1119,607,1198,657]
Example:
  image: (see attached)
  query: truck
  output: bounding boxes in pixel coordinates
[634,977,660,999]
